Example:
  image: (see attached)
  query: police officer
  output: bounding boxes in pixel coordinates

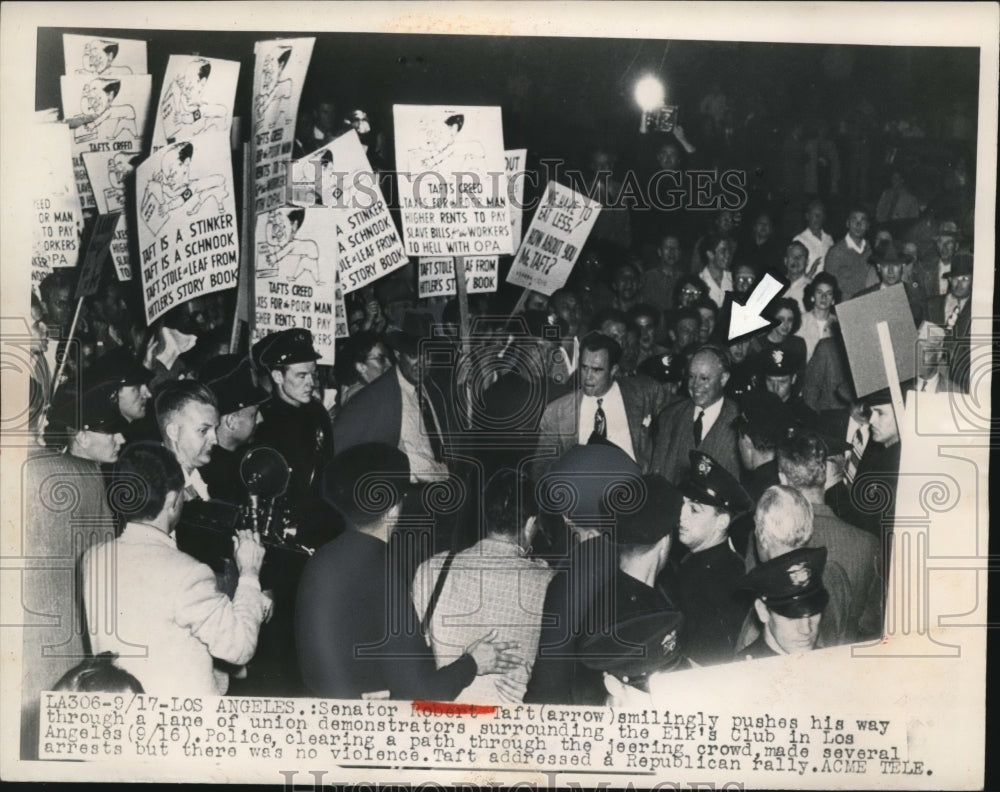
[254,329,334,506]
[672,449,754,666]
[87,346,156,443]
[760,346,816,428]
[636,350,685,409]
[739,546,829,659]
[200,354,270,504]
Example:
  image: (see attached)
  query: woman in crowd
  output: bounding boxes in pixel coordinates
[335,330,394,406]
[796,272,841,362]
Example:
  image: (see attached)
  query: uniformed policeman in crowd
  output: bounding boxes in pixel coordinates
[200,354,270,504]
[86,345,158,443]
[672,449,754,666]
[760,346,817,428]
[739,545,829,659]
[253,329,334,506]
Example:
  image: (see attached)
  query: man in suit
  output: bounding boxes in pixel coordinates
[334,311,456,484]
[533,331,664,480]
[825,385,904,541]
[777,431,883,640]
[924,251,972,392]
[20,385,123,759]
[854,240,925,326]
[915,219,960,299]
[296,444,517,700]
[913,320,958,394]
[652,344,740,485]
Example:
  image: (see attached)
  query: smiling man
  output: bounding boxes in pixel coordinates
[653,344,740,485]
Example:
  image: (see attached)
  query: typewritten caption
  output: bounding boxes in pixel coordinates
[38,693,930,777]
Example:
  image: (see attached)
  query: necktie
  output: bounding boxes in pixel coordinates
[420,389,444,462]
[921,378,929,392]
[945,299,964,330]
[594,398,607,439]
[845,427,864,486]
[183,484,201,502]
[693,409,705,447]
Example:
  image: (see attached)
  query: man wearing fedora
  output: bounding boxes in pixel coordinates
[915,218,961,299]
[254,329,334,504]
[854,239,925,325]
[924,250,973,392]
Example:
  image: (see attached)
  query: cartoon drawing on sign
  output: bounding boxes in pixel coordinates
[254,46,293,131]
[257,207,322,284]
[139,141,230,235]
[75,39,133,75]
[409,113,485,171]
[159,58,229,143]
[104,152,135,211]
[308,149,348,207]
[70,78,138,143]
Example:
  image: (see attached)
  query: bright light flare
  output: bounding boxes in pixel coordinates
[634,75,665,112]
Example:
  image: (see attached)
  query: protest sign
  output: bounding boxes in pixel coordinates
[60,74,151,213]
[252,206,337,363]
[63,33,147,77]
[289,130,408,293]
[152,55,239,151]
[837,284,918,397]
[505,180,601,295]
[251,37,314,214]
[74,212,121,299]
[135,133,239,324]
[334,277,349,340]
[394,104,514,258]
[506,148,528,245]
[418,256,498,298]
[83,148,137,280]
[31,122,83,291]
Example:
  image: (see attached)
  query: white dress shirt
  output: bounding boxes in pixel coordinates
[397,368,449,483]
[692,397,725,440]
[577,382,636,461]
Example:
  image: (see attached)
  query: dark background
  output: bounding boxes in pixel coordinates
[37,28,979,169]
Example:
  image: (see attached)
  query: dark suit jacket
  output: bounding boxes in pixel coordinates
[652,397,741,486]
[802,337,851,413]
[333,366,456,454]
[21,451,116,760]
[533,376,665,479]
[825,439,902,539]
[296,529,476,700]
[925,295,971,392]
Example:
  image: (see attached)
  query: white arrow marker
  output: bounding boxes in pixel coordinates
[728,272,785,340]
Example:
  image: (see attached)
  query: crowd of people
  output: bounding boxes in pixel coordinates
[20,76,978,759]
